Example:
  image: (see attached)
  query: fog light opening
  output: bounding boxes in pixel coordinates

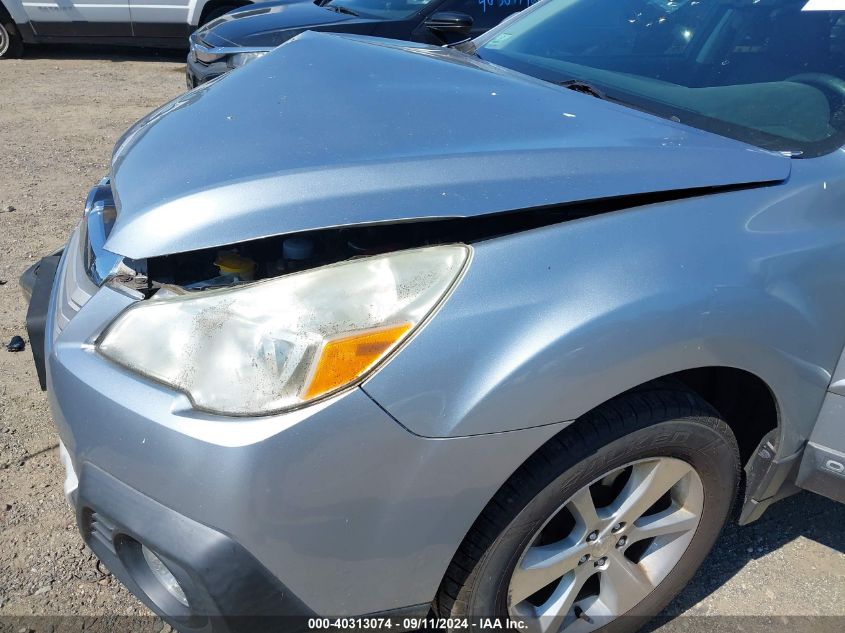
[141,546,190,607]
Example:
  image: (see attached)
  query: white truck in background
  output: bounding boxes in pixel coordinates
[0,0,253,57]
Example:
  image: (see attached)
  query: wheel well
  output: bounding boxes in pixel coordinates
[198,0,250,26]
[436,370,770,614]
[670,367,779,465]
[550,367,779,468]
[556,367,778,467]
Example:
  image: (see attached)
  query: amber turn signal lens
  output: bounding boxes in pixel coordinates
[304,323,413,399]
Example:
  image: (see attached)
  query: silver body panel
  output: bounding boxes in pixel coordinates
[106,32,790,260]
[45,251,569,612]
[128,0,189,26]
[365,153,845,448]
[4,0,241,33]
[17,0,130,27]
[33,18,845,623]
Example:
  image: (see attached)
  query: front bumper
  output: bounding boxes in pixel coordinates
[186,33,272,88]
[24,243,290,629]
[186,53,228,88]
[33,229,563,628]
[42,254,419,620]
[77,462,312,632]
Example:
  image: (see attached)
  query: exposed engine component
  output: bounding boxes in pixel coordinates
[139,182,759,294]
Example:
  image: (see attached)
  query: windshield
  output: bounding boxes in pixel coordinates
[476,0,845,156]
[323,0,436,19]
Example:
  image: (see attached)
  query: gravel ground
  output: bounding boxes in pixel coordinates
[0,45,844,633]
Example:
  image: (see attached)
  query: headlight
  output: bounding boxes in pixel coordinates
[227,50,268,69]
[97,245,470,416]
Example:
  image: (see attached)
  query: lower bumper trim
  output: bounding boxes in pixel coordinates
[24,254,62,390]
[77,463,313,632]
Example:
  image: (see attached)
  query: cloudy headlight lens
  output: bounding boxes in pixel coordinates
[97,246,469,416]
[227,50,268,69]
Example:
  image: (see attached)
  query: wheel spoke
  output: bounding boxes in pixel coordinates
[508,457,704,632]
[511,601,544,633]
[535,570,590,633]
[598,553,655,614]
[608,459,692,526]
[628,506,699,543]
[567,488,599,530]
[510,540,590,605]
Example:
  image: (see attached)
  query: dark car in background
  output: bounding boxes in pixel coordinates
[186,0,533,86]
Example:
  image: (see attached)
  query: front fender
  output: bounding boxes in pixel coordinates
[363,169,845,456]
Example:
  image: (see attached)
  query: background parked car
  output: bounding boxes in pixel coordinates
[186,0,534,86]
[0,0,255,58]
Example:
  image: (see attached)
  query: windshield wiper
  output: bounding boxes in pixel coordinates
[554,79,653,112]
[555,80,608,100]
[325,4,359,16]
[553,77,686,123]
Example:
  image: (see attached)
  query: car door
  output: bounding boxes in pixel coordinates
[128,0,190,37]
[796,352,845,505]
[21,0,131,36]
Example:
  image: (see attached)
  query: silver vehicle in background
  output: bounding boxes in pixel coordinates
[0,0,252,57]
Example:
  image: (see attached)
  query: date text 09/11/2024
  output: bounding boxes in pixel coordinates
[307,618,529,629]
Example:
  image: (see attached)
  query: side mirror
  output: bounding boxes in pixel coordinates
[425,11,474,43]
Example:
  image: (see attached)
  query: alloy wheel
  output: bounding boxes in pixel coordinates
[508,457,704,633]
[0,23,9,57]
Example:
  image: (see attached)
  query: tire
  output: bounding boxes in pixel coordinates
[436,385,741,633]
[0,7,23,59]
[199,4,239,27]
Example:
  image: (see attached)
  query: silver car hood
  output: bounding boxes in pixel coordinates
[108,32,791,260]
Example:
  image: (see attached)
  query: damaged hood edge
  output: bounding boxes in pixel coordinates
[105,32,792,260]
[106,149,789,261]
